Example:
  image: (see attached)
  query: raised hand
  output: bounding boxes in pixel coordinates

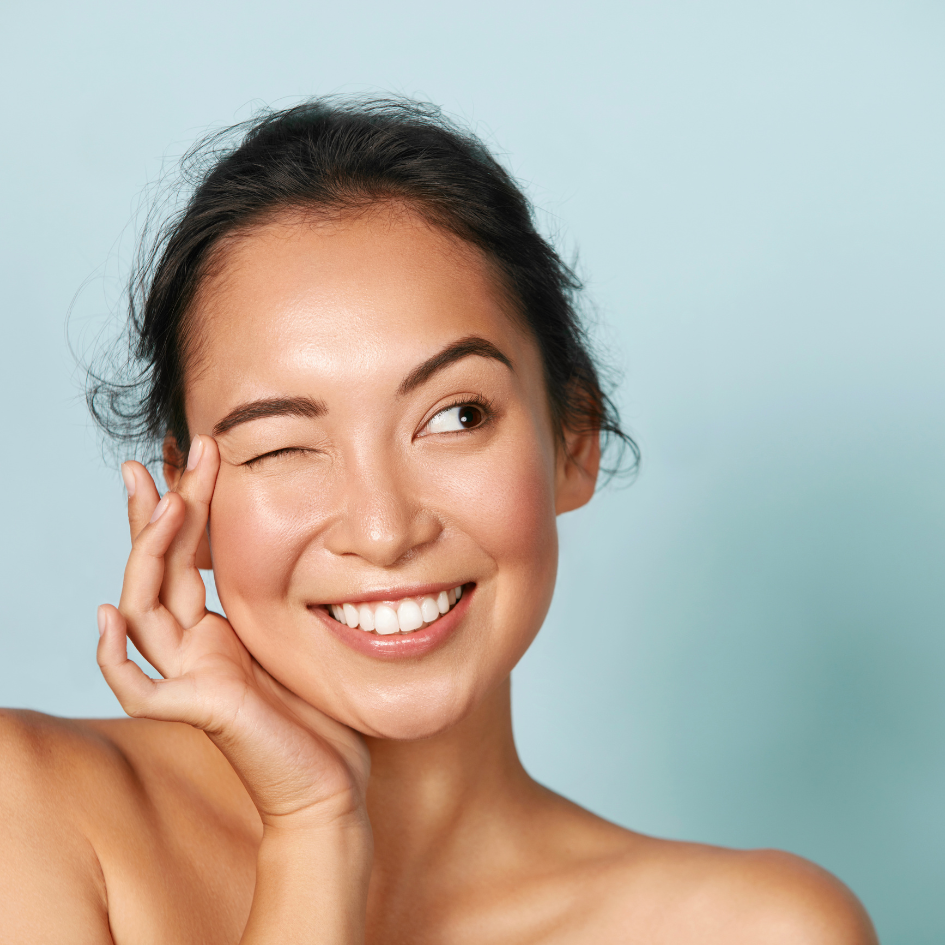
[96,436,370,829]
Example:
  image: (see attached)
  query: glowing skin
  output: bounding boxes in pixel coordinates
[0,205,878,945]
[187,209,566,740]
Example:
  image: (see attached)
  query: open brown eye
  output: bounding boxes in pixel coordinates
[457,405,483,428]
[426,403,488,434]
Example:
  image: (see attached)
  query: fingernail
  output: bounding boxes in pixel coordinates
[186,437,204,471]
[97,606,107,637]
[150,494,170,523]
[121,463,136,497]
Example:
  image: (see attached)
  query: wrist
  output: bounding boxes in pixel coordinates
[259,798,373,882]
[260,814,373,862]
[259,792,370,837]
[244,821,372,944]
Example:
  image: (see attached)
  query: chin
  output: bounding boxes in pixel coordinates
[329,676,484,742]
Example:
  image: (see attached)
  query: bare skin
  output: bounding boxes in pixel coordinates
[0,207,878,944]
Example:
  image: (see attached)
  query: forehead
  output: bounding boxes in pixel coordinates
[186,207,531,406]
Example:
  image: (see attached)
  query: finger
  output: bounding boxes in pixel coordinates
[118,491,187,669]
[97,604,206,727]
[121,461,161,544]
[160,435,220,629]
[97,603,159,714]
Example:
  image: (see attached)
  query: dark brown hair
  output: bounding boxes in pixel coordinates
[87,97,637,479]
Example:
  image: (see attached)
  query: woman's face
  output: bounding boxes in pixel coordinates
[182,207,596,738]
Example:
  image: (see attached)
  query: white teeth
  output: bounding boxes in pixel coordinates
[420,596,440,623]
[358,604,375,632]
[374,604,400,635]
[397,599,424,633]
[328,585,469,633]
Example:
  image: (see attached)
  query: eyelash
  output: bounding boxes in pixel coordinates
[242,447,313,468]
[242,395,495,467]
[423,394,495,435]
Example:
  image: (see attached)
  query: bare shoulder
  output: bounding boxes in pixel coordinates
[0,707,185,811]
[523,788,873,944]
[0,709,252,945]
[0,708,251,835]
[0,708,126,826]
[671,843,875,944]
[598,830,878,944]
[0,709,119,943]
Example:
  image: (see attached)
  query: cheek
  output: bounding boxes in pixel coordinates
[207,468,327,608]
[208,422,560,642]
[424,423,560,637]
[455,439,557,571]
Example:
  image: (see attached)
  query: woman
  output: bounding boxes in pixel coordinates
[0,99,877,943]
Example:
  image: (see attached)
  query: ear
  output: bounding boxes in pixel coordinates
[554,426,601,514]
[163,433,214,570]
[162,432,185,491]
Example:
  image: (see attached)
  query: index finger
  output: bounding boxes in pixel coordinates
[121,461,162,544]
[160,434,221,629]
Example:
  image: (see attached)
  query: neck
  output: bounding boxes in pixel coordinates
[363,677,536,871]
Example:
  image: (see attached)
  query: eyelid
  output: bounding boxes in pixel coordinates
[241,446,315,468]
[418,394,495,437]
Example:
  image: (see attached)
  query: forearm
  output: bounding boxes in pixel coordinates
[240,817,373,945]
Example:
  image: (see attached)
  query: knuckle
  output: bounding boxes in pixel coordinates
[116,604,139,626]
[119,688,150,718]
[121,699,145,718]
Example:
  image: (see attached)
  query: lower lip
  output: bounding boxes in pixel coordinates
[313,586,473,660]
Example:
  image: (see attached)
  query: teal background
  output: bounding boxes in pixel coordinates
[1,2,943,940]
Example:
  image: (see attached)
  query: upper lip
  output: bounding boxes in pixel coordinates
[310,581,469,606]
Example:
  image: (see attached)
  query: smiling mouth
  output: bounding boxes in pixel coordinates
[326,586,465,635]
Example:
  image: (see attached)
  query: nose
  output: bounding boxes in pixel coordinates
[322,456,442,568]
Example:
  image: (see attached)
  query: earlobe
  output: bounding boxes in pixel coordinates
[554,428,601,514]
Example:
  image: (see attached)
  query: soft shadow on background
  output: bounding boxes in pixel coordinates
[1,2,942,941]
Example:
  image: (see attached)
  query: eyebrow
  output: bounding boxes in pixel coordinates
[212,335,513,437]
[212,396,327,436]
[397,335,513,396]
